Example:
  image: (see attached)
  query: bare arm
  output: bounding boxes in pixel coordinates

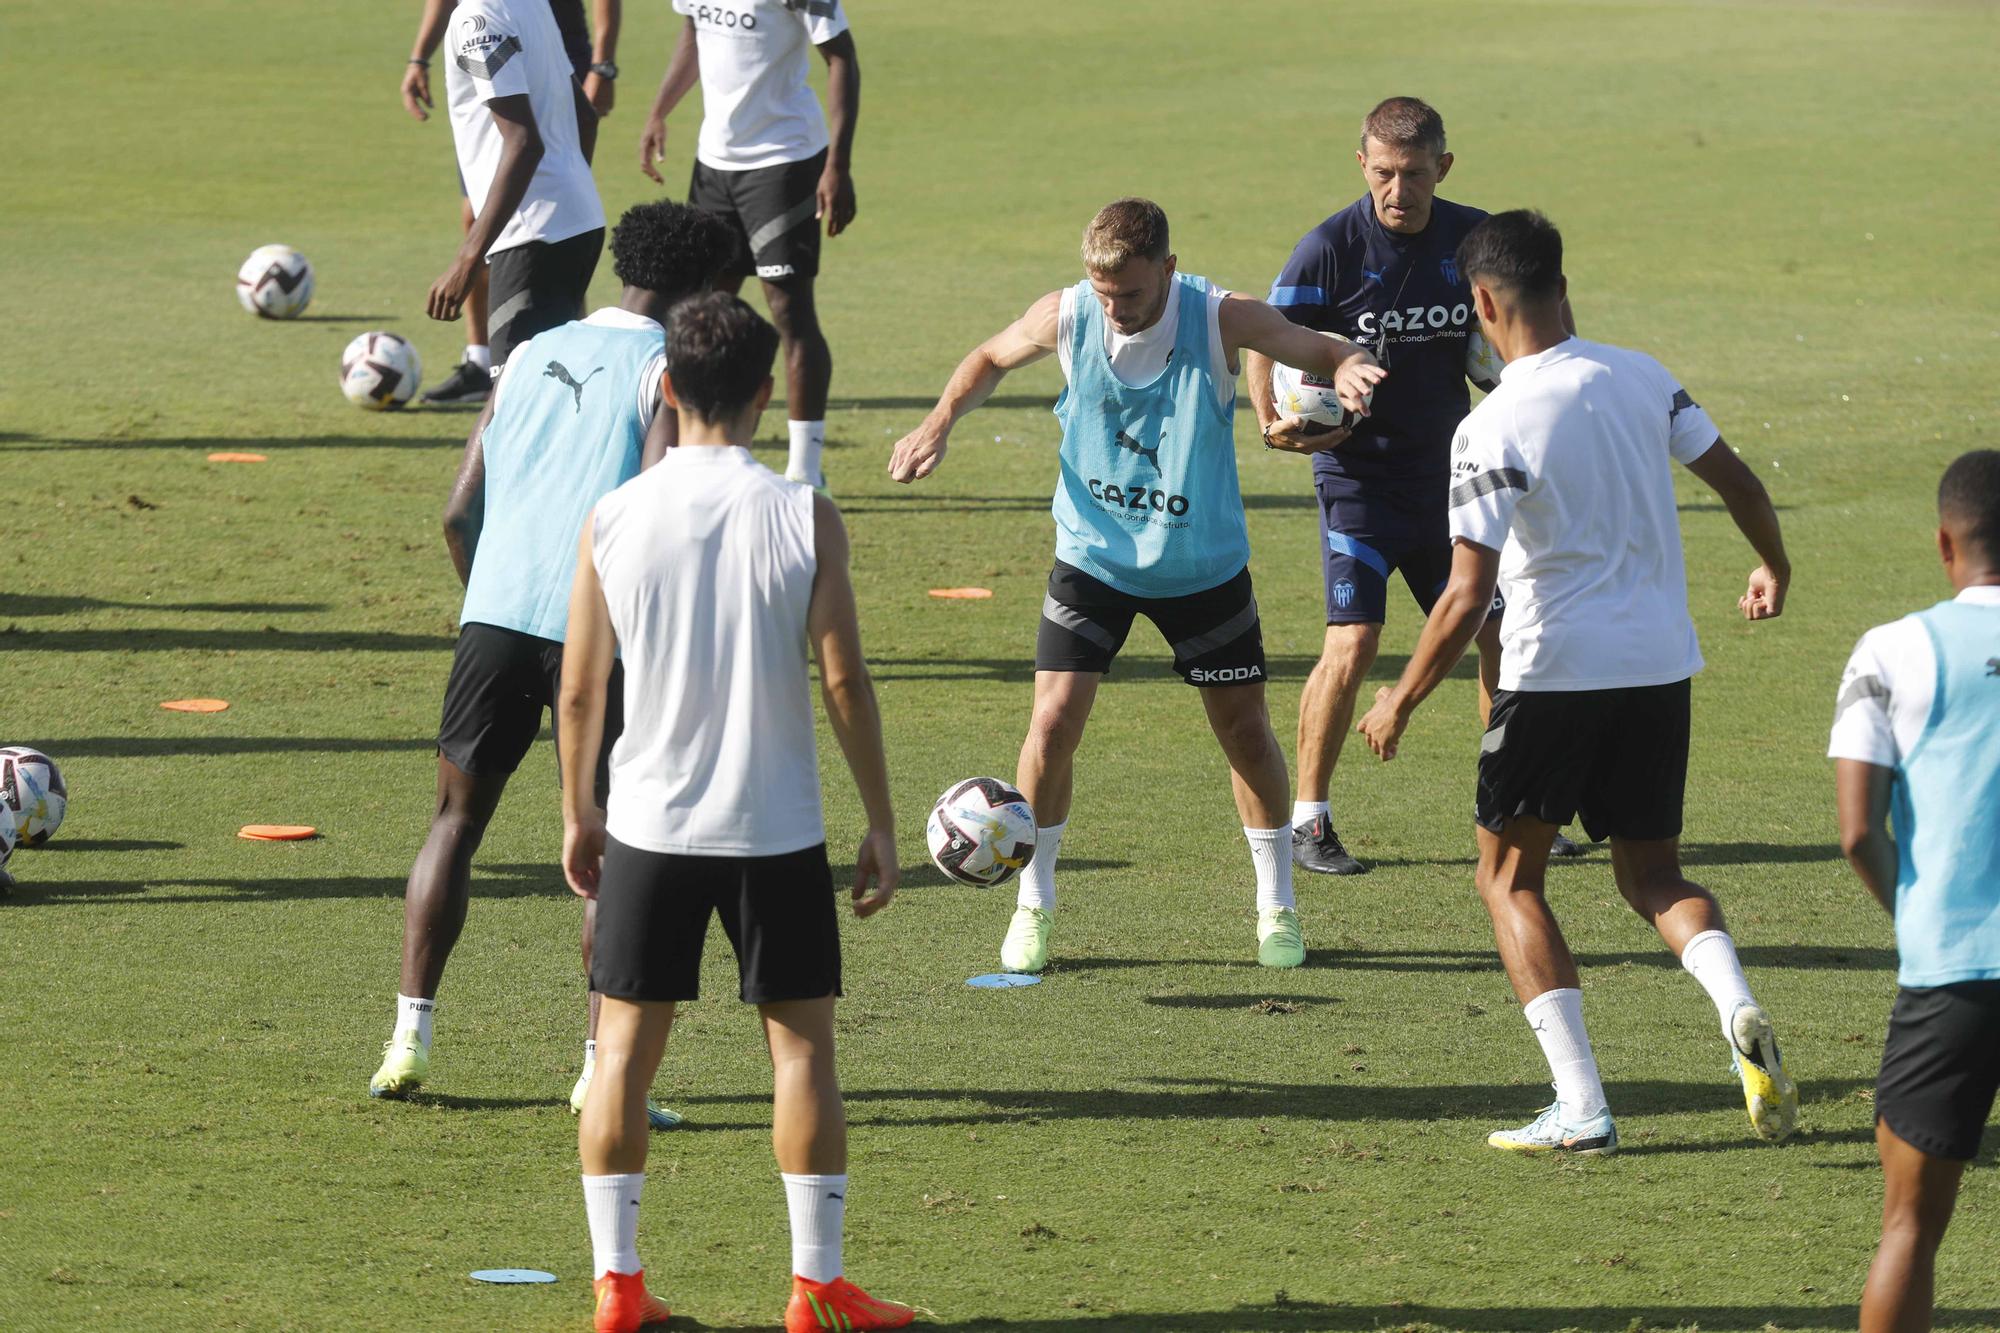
[1684,437,1790,619]
[1219,294,1383,415]
[887,290,1061,483]
[557,513,617,898]
[401,0,456,119]
[638,368,677,469]
[428,94,544,320]
[812,32,860,236]
[582,0,620,116]
[1356,539,1501,760]
[639,21,700,183]
[441,399,492,585]
[1837,758,1898,914]
[808,495,898,916]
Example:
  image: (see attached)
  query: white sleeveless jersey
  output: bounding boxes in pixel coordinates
[590,447,822,855]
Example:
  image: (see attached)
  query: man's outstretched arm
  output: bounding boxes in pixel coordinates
[887,290,1060,483]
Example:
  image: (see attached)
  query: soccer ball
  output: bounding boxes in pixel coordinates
[340,332,423,410]
[926,777,1037,887]
[1270,358,1365,431]
[236,244,314,319]
[1466,329,1506,390]
[0,747,66,848]
[0,800,16,873]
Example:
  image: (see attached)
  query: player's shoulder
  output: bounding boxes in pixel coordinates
[1454,387,1516,452]
[1309,196,1375,249]
[1846,612,1934,685]
[1430,196,1488,237]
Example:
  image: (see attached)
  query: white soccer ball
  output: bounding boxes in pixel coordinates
[1271,358,1365,431]
[236,244,315,319]
[1466,329,1506,389]
[926,777,1037,887]
[340,332,423,410]
[0,747,66,848]
[0,747,64,848]
[0,799,16,873]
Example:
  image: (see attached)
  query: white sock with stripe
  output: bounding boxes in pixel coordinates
[581,1172,644,1278]
[781,1172,845,1282]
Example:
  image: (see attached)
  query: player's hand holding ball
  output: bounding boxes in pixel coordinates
[888,419,948,483]
[563,806,608,899]
[1356,686,1411,761]
[1739,563,1787,620]
[1262,414,1350,455]
[851,826,899,918]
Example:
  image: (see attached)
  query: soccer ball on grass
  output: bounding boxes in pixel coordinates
[926,777,1037,887]
[235,245,314,319]
[340,332,423,410]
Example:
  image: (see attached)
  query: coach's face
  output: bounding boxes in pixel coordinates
[1358,136,1453,235]
[1088,254,1177,336]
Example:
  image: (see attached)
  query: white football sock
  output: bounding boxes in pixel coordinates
[781,1172,846,1282]
[582,1038,597,1078]
[1290,800,1328,830]
[395,994,434,1051]
[464,343,492,372]
[1522,987,1607,1122]
[1015,821,1066,910]
[581,1172,645,1278]
[1680,929,1757,1040]
[787,420,826,484]
[1245,826,1294,912]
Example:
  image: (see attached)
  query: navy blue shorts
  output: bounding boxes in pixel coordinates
[1316,480,1503,625]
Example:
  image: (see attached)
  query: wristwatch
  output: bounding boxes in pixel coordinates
[590,60,618,79]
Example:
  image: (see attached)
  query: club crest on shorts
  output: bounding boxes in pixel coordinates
[1332,578,1356,610]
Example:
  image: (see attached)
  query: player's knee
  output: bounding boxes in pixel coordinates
[762,282,820,340]
[1319,624,1381,676]
[1025,708,1087,761]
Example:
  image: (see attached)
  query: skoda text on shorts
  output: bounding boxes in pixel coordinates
[889,197,1384,976]
[1355,209,1799,1156]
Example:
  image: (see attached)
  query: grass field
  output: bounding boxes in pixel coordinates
[6,1,2000,1329]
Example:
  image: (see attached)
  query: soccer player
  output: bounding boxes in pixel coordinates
[402,0,621,402]
[561,293,914,1333]
[428,0,608,370]
[369,200,735,1122]
[889,198,1384,974]
[1246,97,1584,876]
[638,0,860,489]
[1356,210,1799,1153]
[1831,450,2000,1333]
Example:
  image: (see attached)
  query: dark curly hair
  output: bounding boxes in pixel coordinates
[609,200,737,300]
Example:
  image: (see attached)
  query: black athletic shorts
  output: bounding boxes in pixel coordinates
[1036,560,1268,687]
[486,226,605,366]
[437,622,622,798]
[1475,677,1690,842]
[590,836,842,1004]
[1877,980,2000,1161]
[688,148,826,282]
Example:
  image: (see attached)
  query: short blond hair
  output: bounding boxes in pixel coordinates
[1081,198,1170,274]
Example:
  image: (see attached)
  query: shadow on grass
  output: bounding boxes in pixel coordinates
[1142,993,1324,1011]
[14,862,558,905]
[0,594,328,617]
[37,736,436,758]
[37,839,184,852]
[899,859,1130,888]
[0,627,452,652]
[871,653,1476,685]
[835,491,1317,515]
[2,434,456,453]
[1619,1124,1880,1157]
[663,1073,1872,1131]
[1328,943,1893,972]
[940,1301,1989,1332]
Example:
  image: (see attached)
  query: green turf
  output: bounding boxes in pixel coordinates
[5,0,2000,1329]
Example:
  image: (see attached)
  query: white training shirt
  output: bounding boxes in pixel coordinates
[676,0,849,172]
[1448,336,1721,692]
[446,0,605,254]
[487,307,668,430]
[1828,585,2000,766]
[592,447,824,856]
[1056,278,1237,411]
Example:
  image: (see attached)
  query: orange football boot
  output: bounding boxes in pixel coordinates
[785,1274,916,1332]
[593,1270,672,1332]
